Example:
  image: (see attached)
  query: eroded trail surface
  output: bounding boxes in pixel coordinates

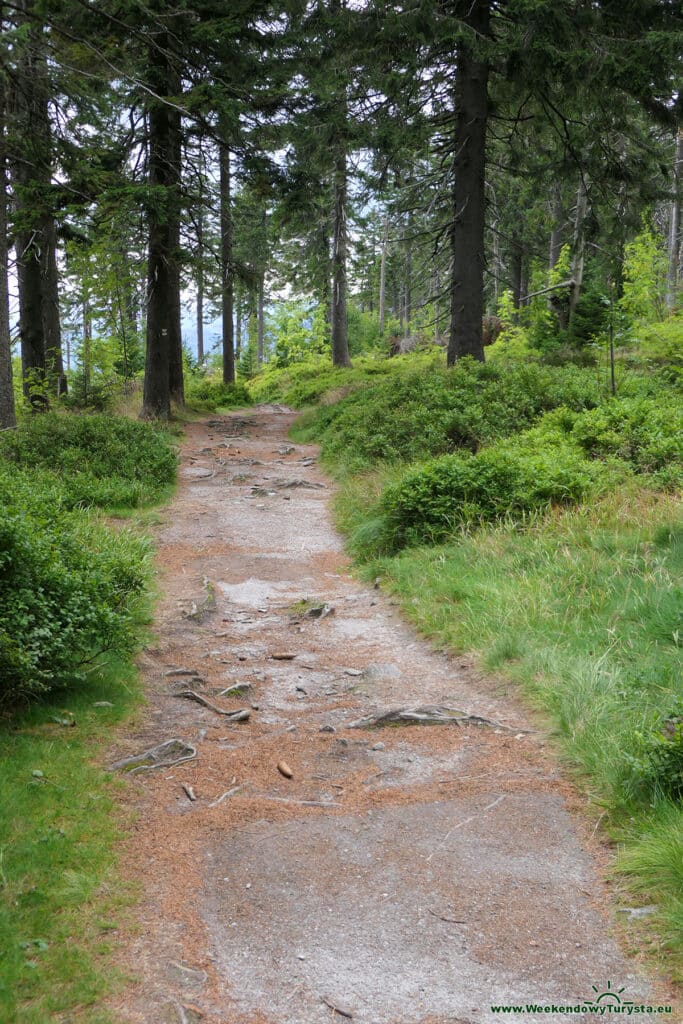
[110,407,650,1024]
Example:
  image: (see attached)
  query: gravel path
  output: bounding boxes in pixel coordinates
[107,407,663,1024]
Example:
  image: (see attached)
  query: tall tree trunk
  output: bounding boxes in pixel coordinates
[81,290,92,407]
[42,215,66,395]
[257,273,265,366]
[168,255,184,405]
[667,128,683,310]
[548,184,564,272]
[234,282,242,358]
[219,136,235,384]
[403,212,412,335]
[447,0,490,365]
[16,229,45,398]
[510,237,523,309]
[10,1,49,400]
[167,89,183,407]
[0,46,15,429]
[378,221,388,335]
[568,179,588,325]
[331,151,351,367]
[378,227,387,335]
[491,220,501,307]
[196,208,204,362]
[320,226,331,327]
[433,270,441,345]
[519,262,529,308]
[141,37,180,419]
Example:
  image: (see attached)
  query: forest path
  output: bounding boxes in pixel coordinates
[109,406,651,1024]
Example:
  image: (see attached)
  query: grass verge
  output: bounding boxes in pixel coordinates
[0,648,147,1023]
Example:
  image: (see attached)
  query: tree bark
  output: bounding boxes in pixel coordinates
[196,206,204,362]
[519,262,529,308]
[257,273,265,365]
[548,184,564,272]
[234,282,242,357]
[568,179,588,325]
[82,294,92,399]
[141,36,181,419]
[10,1,49,399]
[510,234,523,309]
[219,136,235,384]
[331,150,351,367]
[168,252,184,405]
[490,219,501,307]
[379,221,388,335]
[0,43,15,429]
[42,214,66,395]
[667,128,683,310]
[403,212,412,334]
[447,0,490,365]
[167,86,184,407]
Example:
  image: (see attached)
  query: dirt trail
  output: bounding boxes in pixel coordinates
[109,407,659,1024]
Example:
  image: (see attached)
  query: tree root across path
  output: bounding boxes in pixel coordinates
[349,704,530,730]
[106,407,672,1024]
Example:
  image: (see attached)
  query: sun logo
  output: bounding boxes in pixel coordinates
[588,980,633,1006]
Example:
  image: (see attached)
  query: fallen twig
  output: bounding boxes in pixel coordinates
[182,784,197,802]
[427,908,467,924]
[209,786,242,808]
[258,795,340,808]
[321,995,354,1018]
[426,795,505,862]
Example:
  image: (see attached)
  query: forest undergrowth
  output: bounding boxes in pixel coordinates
[251,339,683,976]
[0,412,177,1023]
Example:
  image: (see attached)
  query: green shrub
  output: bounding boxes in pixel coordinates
[248,352,396,407]
[0,506,151,705]
[379,434,603,551]
[185,376,252,411]
[631,315,683,366]
[0,413,175,704]
[300,359,604,472]
[0,413,176,509]
[627,702,683,803]
[571,397,683,478]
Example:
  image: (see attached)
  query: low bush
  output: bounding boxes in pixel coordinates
[0,507,151,705]
[185,376,252,411]
[378,431,605,551]
[293,359,605,473]
[570,396,683,482]
[0,413,174,705]
[626,701,683,803]
[0,413,176,509]
[248,351,398,407]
